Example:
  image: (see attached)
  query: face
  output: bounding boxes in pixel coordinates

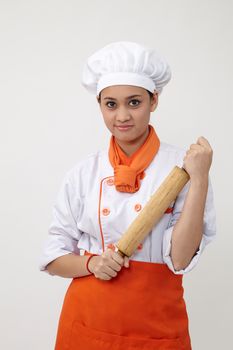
[97,85,158,155]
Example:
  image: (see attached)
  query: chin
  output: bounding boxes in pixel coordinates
[116,136,136,144]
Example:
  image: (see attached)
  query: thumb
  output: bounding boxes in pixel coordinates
[124,256,130,268]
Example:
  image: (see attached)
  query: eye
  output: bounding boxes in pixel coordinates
[106,101,116,108]
[129,99,141,107]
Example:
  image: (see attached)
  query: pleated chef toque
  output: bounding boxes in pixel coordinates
[81,41,171,96]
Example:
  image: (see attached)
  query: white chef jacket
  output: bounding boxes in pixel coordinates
[39,142,216,275]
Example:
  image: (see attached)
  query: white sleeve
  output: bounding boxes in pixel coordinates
[39,170,83,273]
[162,176,216,275]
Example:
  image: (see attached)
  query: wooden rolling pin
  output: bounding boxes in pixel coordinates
[116,166,190,257]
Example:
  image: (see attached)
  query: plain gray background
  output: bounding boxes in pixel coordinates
[0,0,232,349]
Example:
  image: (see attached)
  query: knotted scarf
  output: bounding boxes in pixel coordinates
[108,125,160,193]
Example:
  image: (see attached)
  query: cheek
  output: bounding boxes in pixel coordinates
[134,106,150,121]
[102,112,114,128]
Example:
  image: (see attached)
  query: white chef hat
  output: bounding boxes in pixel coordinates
[81,41,171,96]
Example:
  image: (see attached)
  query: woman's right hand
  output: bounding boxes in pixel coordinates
[88,248,129,280]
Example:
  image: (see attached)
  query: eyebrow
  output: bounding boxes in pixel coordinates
[103,94,142,100]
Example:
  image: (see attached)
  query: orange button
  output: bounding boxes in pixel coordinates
[102,208,110,216]
[134,203,142,212]
[137,243,143,250]
[106,178,114,186]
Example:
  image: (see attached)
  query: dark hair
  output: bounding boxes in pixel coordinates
[97,89,153,103]
[147,90,154,99]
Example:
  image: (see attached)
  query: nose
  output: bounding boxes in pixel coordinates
[116,106,131,123]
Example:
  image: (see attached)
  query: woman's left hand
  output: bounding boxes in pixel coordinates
[183,136,213,180]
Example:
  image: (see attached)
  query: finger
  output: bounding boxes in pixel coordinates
[104,248,124,264]
[103,265,118,277]
[108,258,122,272]
[124,257,129,268]
[185,149,198,159]
[190,144,203,151]
[111,251,124,265]
[101,252,122,271]
[196,136,212,149]
[96,272,112,281]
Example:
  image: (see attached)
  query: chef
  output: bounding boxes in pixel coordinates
[39,41,216,350]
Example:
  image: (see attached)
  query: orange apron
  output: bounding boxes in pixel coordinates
[54,254,192,350]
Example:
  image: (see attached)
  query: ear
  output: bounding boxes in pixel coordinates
[150,92,158,112]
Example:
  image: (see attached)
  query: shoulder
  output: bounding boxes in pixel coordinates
[146,141,187,172]
[63,149,109,186]
[158,141,186,163]
[159,141,186,156]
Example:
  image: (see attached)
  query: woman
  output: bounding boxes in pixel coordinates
[39,41,216,349]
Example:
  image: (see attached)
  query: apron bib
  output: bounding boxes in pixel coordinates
[55,256,191,350]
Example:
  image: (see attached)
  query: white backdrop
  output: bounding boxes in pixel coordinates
[0,0,232,349]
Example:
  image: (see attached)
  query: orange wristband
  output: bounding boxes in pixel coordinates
[86,254,98,274]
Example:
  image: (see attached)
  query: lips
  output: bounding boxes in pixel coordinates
[115,125,133,130]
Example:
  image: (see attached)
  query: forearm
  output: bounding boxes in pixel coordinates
[170,176,209,271]
[46,251,128,281]
[46,253,92,278]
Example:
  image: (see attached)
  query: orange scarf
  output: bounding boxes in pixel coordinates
[108,125,160,193]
